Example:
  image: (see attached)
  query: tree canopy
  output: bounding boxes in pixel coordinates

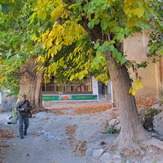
[0,0,163,150]
[31,0,162,93]
[0,0,47,94]
[0,0,162,95]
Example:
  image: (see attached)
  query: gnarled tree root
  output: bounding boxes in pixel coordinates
[102,135,163,159]
[143,137,163,150]
[102,133,151,155]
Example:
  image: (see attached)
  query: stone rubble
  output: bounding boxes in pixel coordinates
[99,153,112,163]
[87,148,125,163]
[92,149,104,159]
[153,111,163,135]
[108,118,121,132]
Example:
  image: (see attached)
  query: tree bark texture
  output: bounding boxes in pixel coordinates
[79,19,150,149]
[106,55,150,148]
[18,58,44,109]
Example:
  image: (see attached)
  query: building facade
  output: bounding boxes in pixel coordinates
[42,77,112,101]
[124,31,163,99]
[42,32,163,102]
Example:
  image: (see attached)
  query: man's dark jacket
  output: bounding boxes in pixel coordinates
[16,100,32,117]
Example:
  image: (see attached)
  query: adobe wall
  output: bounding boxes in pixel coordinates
[124,31,161,99]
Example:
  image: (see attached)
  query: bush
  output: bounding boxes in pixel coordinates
[141,108,161,132]
[107,125,116,134]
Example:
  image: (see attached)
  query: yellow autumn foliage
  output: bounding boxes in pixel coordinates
[129,87,136,96]
[129,78,143,96]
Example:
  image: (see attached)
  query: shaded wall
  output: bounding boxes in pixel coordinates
[124,31,162,99]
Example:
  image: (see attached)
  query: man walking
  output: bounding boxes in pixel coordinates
[16,94,32,139]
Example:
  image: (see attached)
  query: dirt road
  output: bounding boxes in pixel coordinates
[1,104,162,163]
[0,109,114,163]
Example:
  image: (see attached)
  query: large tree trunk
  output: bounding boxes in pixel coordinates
[106,54,150,149]
[18,58,44,109]
[79,18,151,149]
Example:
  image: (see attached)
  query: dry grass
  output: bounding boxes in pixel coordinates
[65,125,77,144]
[136,98,156,110]
[74,141,87,156]
[48,103,113,115]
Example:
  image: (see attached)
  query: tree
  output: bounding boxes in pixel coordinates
[31,0,162,150]
[0,0,162,149]
[0,0,49,108]
[0,0,109,108]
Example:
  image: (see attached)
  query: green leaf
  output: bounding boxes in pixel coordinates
[6,37,12,47]
[101,19,108,31]
[112,27,121,33]
[94,19,100,25]
[83,3,90,12]
[124,28,130,35]
[120,57,127,65]
[79,72,84,80]
[76,0,83,6]
[6,51,12,58]
[134,8,145,18]
[0,5,2,12]
[94,40,100,49]
[88,21,95,29]
[108,45,115,52]
[70,74,74,81]
[92,0,102,6]
[116,33,124,41]
[93,57,101,64]
[37,10,47,20]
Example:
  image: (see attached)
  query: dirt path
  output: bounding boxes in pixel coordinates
[0,108,115,163]
[2,104,162,163]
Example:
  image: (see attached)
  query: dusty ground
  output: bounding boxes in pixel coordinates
[0,127,14,163]
[0,103,117,163]
[0,101,163,163]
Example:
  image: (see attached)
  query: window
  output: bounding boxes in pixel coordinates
[42,77,92,94]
